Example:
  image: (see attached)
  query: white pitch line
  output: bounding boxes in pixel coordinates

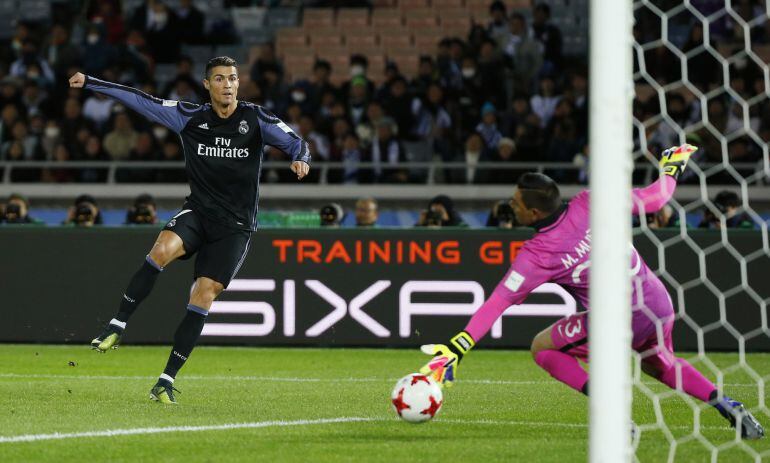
[0,417,737,444]
[0,373,761,388]
[0,417,378,444]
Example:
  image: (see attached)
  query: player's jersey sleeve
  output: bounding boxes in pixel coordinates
[631,175,677,214]
[464,247,550,342]
[254,106,311,164]
[84,75,197,133]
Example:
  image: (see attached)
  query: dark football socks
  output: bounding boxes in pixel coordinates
[114,255,163,324]
[161,304,208,381]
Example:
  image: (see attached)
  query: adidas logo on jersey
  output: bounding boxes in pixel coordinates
[198,123,209,129]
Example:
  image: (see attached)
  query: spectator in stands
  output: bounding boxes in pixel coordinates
[117,131,156,183]
[456,132,488,184]
[436,38,462,91]
[320,203,344,227]
[486,200,516,229]
[175,0,206,44]
[287,82,313,115]
[531,75,561,128]
[532,3,563,72]
[381,76,414,141]
[455,56,482,136]
[82,24,117,76]
[258,66,288,114]
[355,101,384,149]
[355,197,378,227]
[88,0,127,44]
[683,23,719,92]
[40,143,75,183]
[9,41,55,88]
[162,55,205,101]
[298,114,330,162]
[6,22,31,62]
[21,80,52,119]
[126,193,159,225]
[156,137,187,183]
[43,25,81,87]
[416,195,467,228]
[63,194,102,227]
[636,203,677,229]
[567,71,589,134]
[412,83,453,161]
[341,54,375,102]
[130,0,180,63]
[699,190,755,229]
[477,38,506,109]
[487,1,510,48]
[341,132,364,184]
[476,102,502,150]
[104,111,138,161]
[82,92,116,131]
[0,78,22,111]
[250,43,284,88]
[1,193,39,224]
[366,117,408,183]
[40,120,61,158]
[298,60,334,115]
[411,56,439,99]
[78,135,109,183]
[0,103,21,144]
[347,76,370,126]
[1,120,44,161]
[481,137,525,185]
[545,119,581,181]
[121,29,153,83]
[504,13,543,95]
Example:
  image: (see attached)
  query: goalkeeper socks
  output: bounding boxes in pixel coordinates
[657,358,717,403]
[534,350,588,394]
[162,304,208,379]
[115,255,163,323]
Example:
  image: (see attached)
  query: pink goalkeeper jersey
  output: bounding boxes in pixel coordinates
[465,176,677,344]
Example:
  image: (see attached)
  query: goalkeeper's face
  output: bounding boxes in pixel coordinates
[204,66,239,106]
[510,189,537,226]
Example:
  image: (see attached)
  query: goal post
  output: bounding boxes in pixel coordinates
[588,0,635,461]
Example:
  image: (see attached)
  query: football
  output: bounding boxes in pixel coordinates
[390,373,444,423]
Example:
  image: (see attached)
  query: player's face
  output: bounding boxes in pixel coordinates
[510,189,536,226]
[204,66,239,106]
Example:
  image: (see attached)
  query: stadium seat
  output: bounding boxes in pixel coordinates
[432,0,466,7]
[413,33,442,54]
[309,33,344,51]
[398,0,431,9]
[372,9,404,29]
[344,30,379,49]
[284,55,316,81]
[302,8,335,28]
[336,8,370,28]
[388,50,420,77]
[18,0,50,22]
[405,8,438,30]
[266,7,300,28]
[371,0,397,6]
[380,33,413,53]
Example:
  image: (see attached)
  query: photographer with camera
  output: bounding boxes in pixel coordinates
[416,195,467,228]
[1,193,40,224]
[63,194,103,227]
[126,193,159,225]
[319,203,344,227]
[698,190,754,229]
[486,200,517,229]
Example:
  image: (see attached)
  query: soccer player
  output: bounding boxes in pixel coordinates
[69,56,311,404]
[420,144,765,439]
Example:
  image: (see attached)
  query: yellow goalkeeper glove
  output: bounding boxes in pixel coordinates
[419,331,475,388]
[660,144,698,180]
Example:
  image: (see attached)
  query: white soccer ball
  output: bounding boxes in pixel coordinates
[390,373,443,423]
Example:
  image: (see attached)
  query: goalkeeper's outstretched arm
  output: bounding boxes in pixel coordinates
[631,144,698,215]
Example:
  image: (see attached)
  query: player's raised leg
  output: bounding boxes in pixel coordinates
[531,312,590,395]
[150,276,222,404]
[637,317,765,439]
[91,231,186,352]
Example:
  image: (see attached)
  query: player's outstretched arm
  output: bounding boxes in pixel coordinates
[420,253,544,387]
[69,72,195,134]
[255,106,311,180]
[631,144,698,215]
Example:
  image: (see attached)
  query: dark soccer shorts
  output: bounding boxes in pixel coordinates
[164,204,251,287]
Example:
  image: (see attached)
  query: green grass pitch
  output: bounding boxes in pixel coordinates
[0,345,767,462]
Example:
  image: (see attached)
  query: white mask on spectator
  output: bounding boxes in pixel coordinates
[45,126,60,138]
[350,65,365,77]
[291,91,306,102]
[153,127,168,140]
[154,13,168,27]
[87,34,99,45]
[462,68,476,78]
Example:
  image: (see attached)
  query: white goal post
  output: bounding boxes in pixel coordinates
[589,0,634,461]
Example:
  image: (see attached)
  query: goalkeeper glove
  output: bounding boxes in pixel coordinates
[419,331,475,388]
[660,144,698,180]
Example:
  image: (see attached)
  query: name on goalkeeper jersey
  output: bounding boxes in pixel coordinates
[560,228,591,269]
[197,137,250,158]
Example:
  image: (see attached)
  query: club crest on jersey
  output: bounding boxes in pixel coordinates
[238,120,249,134]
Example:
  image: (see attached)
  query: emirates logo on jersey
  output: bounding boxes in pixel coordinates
[238,120,249,134]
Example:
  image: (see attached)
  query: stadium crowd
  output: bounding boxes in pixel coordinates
[0,0,766,187]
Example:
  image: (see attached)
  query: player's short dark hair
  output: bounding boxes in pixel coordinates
[205,56,238,79]
[517,173,562,213]
[535,3,551,16]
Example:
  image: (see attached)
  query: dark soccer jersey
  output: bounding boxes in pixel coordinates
[84,75,311,231]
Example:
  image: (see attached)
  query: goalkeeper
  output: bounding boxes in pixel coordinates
[421,144,765,440]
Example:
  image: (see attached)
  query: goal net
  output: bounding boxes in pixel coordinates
[629,0,770,461]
